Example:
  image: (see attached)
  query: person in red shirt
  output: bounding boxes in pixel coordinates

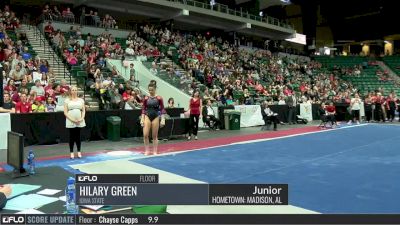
[60,79,70,94]
[325,101,337,126]
[15,93,32,113]
[44,22,54,35]
[4,79,17,93]
[187,90,202,140]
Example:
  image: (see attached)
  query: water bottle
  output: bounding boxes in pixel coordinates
[27,150,35,175]
[66,177,79,214]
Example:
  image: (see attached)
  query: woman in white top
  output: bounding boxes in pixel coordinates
[348,93,361,125]
[64,85,86,159]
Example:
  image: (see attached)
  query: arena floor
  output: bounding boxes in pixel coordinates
[1,122,400,214]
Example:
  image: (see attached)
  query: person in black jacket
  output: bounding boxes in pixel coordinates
[202,99,221,130]
[0,185,12,210]
[261,101,279,131]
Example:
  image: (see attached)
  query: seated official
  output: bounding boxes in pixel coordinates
[261,101,279,131]
[319,102,333,126]
[166,98,175,108]
[325,102,337,126]
[0,93,15,113]
[202,99,221,130]
[0,185,12,210]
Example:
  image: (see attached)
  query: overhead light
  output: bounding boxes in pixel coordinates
[259,11,263,17]
[384,40,390,44]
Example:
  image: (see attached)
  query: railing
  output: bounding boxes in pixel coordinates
[40,14,135,31]
[32,24,73,90]
[166,0,293,30]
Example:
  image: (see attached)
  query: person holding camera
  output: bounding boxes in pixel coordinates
[0,185,12,209]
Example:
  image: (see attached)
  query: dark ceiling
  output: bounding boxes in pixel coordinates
[293,0,395,42]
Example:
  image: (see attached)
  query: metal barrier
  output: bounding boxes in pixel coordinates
[166,0,293,29]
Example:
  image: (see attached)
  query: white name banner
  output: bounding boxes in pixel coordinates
[234,105,264,127]
[0,113,11,150]
[299,103,313,122]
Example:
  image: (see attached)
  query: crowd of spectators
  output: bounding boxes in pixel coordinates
[44,18,161,109]
[1,5,69,113]
[140,24,368,107]
[2,4,399,123]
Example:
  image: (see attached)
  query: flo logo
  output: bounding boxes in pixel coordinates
[1,215,25,224]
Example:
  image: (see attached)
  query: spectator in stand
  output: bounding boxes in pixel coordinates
[4,79,16,93]
[109,87,123,109]
[122,87,135,110]
[9,64,25,81]
[60,79,70,94]
[28,90,37,104]
[125,44,135,57]
[15,93,32,113]
[30,79,45,99]
[45,79,55,98]
[55,88,67,112]
[44,21,54,36]
[40,73,48,86]
[45,96,56,112]
[42,4,51,20]
[32,97,46,113]
[127,74,139,88]
[67,52,78,65]
[111,65,120,77]
[149,63,158,75]
[0,92,15,113]
[39,60,49,74]
[92,11,101,27]
[102,14,116,29]
[62,7,75,23]
[51,6,61,20]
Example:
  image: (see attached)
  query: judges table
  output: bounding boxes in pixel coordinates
[0,167,73,214]
[220,104,323,128]
[10,108,187,146]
